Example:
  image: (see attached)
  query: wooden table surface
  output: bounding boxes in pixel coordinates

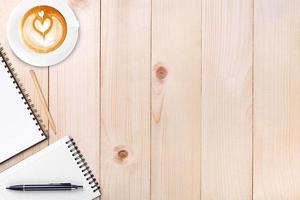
[1,0,300,199]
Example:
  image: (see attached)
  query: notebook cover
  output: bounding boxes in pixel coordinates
[0,136,101,200]
[0,46,47,164]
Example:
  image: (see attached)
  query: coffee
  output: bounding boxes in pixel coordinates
[20,5,67,53]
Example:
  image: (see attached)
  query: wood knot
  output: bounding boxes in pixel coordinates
[118,150,128,160]
[113,145,132,165]
[68,0,88,8]
[156,66,168,80]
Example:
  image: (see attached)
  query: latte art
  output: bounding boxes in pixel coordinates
[21,6,67,53]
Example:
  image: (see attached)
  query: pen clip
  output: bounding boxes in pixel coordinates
[50,183,71,186]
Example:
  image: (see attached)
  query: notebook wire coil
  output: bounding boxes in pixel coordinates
[66,138,101,193]
[0,45,47,137]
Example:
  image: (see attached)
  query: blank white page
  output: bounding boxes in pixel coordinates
[0,56,46,163]
[0,136,101,200]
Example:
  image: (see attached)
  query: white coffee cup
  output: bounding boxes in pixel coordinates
[7,0,79,67]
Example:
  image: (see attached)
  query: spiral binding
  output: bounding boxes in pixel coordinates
[0,45,46,137]
[66,138,101,193]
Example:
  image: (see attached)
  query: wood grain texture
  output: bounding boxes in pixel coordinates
[100,0,151,199]
[201,0,253,199]
[0,0,49,172]
[49,0,100,193]
[253,0,300,199]
[151,0,201,199]
[3,0,300,199]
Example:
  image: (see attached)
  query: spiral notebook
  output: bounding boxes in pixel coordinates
[0,46,47,164]
[0,136,101,200]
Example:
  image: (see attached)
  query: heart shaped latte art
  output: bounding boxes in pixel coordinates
[38,10,45,18]
[20,5,67,53]
[33,17,53,36]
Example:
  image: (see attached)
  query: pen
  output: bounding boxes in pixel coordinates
[6,183,83,191]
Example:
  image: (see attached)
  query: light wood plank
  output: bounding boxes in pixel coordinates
[151,0,201,199]
[49,0,100,195]
[253,0,300,199]
[202,0,253,199]
[0,0,49,172]
[100,0,151,199]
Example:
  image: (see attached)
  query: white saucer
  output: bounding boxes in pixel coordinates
[7,0,79,67]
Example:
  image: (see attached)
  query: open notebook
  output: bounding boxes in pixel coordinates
[0,46,46,163]
[0,136,101,200]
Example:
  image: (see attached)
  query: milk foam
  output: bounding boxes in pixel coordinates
[21,6,67,53]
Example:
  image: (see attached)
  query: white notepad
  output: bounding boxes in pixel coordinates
[0,46,46,163]
[0,136,101,200]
